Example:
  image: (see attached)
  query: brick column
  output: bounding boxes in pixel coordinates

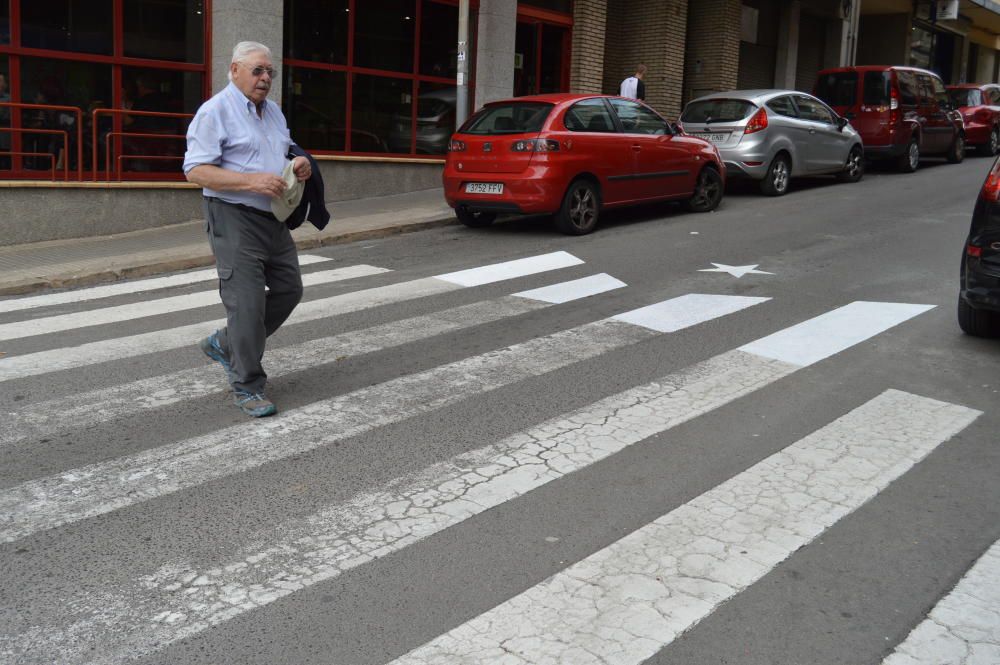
[211,0,284,103]
[570,0,607,94]
[602,0,688,118]
[683,0,741,103]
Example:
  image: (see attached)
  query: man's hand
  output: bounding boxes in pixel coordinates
[245,173,287,198]
[292,155,312,182]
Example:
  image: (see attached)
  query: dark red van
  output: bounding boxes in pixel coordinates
[814,66,965,172]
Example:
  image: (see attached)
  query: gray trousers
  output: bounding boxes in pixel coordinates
[204,197,303,394]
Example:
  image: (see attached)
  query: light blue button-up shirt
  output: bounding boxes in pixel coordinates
[183,82,293,213]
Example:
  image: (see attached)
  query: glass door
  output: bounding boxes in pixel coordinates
[513,19,569,97]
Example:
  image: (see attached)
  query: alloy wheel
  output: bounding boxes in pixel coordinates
[908,142,920,170]
[847,150,862,178]
[690,170,721,210]
[772,160,789,193]
[570,187,596,230]
[991,129,999,155]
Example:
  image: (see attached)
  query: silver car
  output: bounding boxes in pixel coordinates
[679,90,864,196]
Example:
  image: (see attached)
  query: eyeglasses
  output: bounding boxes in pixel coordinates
[244,64,276,78]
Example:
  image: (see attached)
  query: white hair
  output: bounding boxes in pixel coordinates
[228,41,273,81]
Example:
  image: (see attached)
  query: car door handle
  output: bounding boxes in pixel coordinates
[631,144,642,151]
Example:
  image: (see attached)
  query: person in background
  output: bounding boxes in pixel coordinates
[619,64,647,101]
[183,41,311,418]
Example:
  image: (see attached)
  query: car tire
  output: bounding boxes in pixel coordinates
[897,138,920,173]
[837,145,865,183]
[978,127,999,157]
[759,154,790,196]
[554,179,600,235]
[684,167,723,213]
[947,133,966,163]
[958,297,1000,337]
[455,207,497,228]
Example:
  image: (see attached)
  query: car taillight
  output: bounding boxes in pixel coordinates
[889,89,900,125]
[447,139,466,152]
[510,138,560,152]
[981,159,1000,202]
[744,107,768,134]
[967,244,983,257]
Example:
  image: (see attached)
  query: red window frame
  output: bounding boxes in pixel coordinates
[0,0,212,180]
[285,0,482,160]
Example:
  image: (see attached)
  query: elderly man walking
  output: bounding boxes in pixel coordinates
[183,41,311,417]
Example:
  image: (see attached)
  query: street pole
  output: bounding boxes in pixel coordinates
[456,0,470,130]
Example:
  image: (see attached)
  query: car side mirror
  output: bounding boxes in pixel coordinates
[836,116,849,131]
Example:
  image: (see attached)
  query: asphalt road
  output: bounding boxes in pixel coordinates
[1,154,999,665]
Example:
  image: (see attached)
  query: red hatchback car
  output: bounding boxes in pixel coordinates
[947,84,1000,156]
[443,94,725,235]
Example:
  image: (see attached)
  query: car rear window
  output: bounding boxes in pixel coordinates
[897,71,920,105]
[863,72,890,105]
[814,72,858,106]
[459,102,553,135]
[680,99,756,123]
[948,89,982,107]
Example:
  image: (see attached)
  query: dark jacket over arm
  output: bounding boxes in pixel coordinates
[286,145,331,231]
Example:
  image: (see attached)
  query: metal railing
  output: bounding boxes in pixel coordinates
[0,102,83,180]
[104,131,188,181]
[0,127,70,181]
[91,108,193,181]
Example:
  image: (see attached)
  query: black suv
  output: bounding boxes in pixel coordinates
[959,156,1000,336]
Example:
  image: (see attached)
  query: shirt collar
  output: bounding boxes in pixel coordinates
[225,81,267,117]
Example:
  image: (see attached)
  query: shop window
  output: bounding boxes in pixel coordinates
[539,24,566,94]
[514,22,538,96]
[21,0,113,55]
[0,54,9,169]
[352,74,411,153]
[123,0,205,63]
[408,81,455,154]
[1,1,9,44]
[284,66,347,151]
[21,57,112,170]
[284,0,348,65]
[420,2,458,78]
[354,0,416,74]
[118,67,201,172]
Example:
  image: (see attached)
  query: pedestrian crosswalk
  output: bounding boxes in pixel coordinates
[0,248,995,665]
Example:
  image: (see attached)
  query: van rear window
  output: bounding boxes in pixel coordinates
[948,89,982,107]
[814,72,857,106]
[459,103,553,135]
[680,99,755,123]
[863,72,890,105]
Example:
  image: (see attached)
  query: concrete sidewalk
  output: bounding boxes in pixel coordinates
[0,188,454,296]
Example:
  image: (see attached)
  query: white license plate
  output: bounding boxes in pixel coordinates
[702,133,729,143]
[465,182,504,195]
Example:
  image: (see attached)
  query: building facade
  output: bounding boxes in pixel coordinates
[2,0,1000,243]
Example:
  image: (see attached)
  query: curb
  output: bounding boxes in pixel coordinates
[0,215,457,297]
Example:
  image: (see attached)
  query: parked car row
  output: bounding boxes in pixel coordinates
[441,65,991,239]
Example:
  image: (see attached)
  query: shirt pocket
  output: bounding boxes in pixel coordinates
[225,125,261,172]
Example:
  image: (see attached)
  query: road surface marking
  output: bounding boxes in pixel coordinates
[0,265,390,342]
[391,390,979,665]
[739,301,935,367]
[0,251,584,381]
[513,273,625,304]
[613,294,770,332]
[0,294,762,544]
[436,251,583,286]
[883,538,1000,665]
[0,255,333,314]
[1,276,621,447]
[698,263,775,278]
[0,303,936,664]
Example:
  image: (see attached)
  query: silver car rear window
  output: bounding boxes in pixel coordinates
[680,99,756,123]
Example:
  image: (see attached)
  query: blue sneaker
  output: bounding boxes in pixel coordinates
[198,331,233,380]
[234,391,277,418]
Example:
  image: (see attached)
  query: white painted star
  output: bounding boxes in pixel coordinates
[698,263,774,278]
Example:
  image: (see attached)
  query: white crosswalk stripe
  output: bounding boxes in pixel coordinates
[0,254,333,314]
[0,264,390,341]
[0,251,584,381]
[1,249,985,665]
[0,275,624,448]
[390,390,979,665]
[0,293,765,544]
[882,538,1000,665]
